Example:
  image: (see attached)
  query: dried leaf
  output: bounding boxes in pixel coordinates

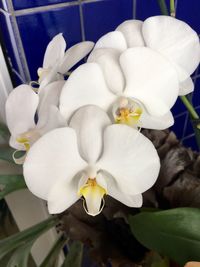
[163,171,200,208]
[155,147,194,191]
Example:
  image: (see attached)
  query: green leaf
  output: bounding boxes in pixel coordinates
[0,175,27,200]
[6,240,34,267]
[0,123,10,141]
[0,216,58,260]
[129,208,200,265]
[0,145,25,163]
[0,146,15,163]
[40,235,67,267]
[61,241,83,267]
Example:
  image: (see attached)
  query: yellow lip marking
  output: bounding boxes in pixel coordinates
[16,130,41,152]
[78,178,107,216]
[115,107,143,126]
[78,178,106,198]
[16,137,30,151]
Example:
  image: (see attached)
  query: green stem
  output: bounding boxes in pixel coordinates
[156,0,169,15]
[170,0,175,17]
[180,96,199,120]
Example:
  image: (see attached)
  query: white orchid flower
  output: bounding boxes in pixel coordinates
[60,47,179,130]
[37,33,94,89]
[6,80,66,164]
[23,105,160,216]
[91,15,200,96]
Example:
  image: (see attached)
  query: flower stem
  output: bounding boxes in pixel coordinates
[156,0,169,15]
[180,96,199,121]
[170,0,175,17]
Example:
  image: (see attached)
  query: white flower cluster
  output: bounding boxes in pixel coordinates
[5,16,200,216]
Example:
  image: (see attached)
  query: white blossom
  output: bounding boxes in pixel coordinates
[90,15,200,96]
[23,105,160,216]
[38,33,94,89]
[6,81,66,163]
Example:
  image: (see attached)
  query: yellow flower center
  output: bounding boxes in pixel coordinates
[113,97,143,127]
[78,178,107,216]
[115,107,142,126]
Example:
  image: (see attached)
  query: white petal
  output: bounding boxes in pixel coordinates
[6,85,39,137]
[59,63,116,121]
[97,172,142,207]
[39,65,64,89]
[116,20,145,47]
[96,172,108,191]
[38,106,66,135]
[140,111,174,130]
[143,16,200,81]
[88,48,124,94]
[47,178,80,214]
[43,33,66,69]
[37,80,65,128]
[69,105,111,164]
[116,193,143,207]
[179,77,194,96]
[98,124,160,195]
[23,127,87,199]
[94,31,127,52]
[78,172,88,190]
[120,47,179,116]
[58,41,94,74]
[38,68,50,84]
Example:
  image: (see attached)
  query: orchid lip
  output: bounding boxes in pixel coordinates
[12,150,27,165]
[78,177,107,216]
[16,136,30,151]
[14,131,33,164]
[82,197,105,216]
[16,129,41,152]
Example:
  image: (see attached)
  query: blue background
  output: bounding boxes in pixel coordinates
[0,0,199,150]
